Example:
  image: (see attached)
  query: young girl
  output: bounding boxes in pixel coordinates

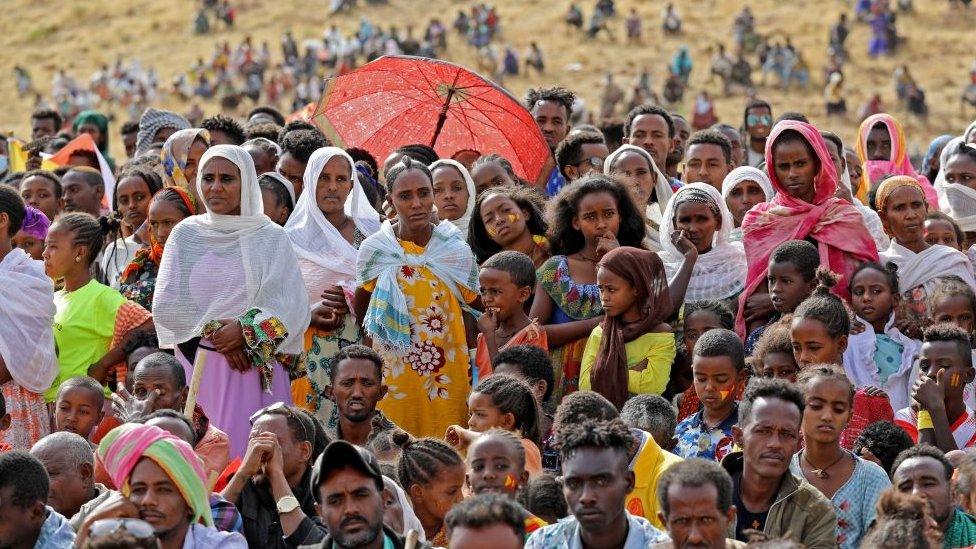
[468,184,549,267]
[101,166,164,288]
[118,187,195,311]
[355,156,480,439]
[0,187,58,451]
[430,159,477,235]
[929,276,976,409]
[925,211,965,251]
[395,434,466,546]
[580,246,675,408]
[790,365,892,549]
[12,206,49,260]
[19,170,62,223]
[43,212,154,403]
[446,374,543,475]
[844,262,922,410]
[791,269,894,449]
[531,175,650,402]
[470,153,521,195]
[744,239,820,353]
[675,300,735,420]
[749,316,799,382]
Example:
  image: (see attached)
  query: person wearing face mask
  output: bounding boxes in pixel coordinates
[853,113,938,206]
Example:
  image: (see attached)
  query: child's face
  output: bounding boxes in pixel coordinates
[597,266,638,319]
[768,260,815,314]
[42,225,83,279]
[933,295,976,335]
[493,363,546,405]
[571,191,620,244]
[919,340,974,402]
[683,310,724,356]
[480,194,529,247]
[467,392,514,433]
[465,437,526,497]
[55,386,104,439]
[692,355,742,413]
[850,268,896,326]
[12,231,45,260]
[801,377,851,445]
[412,463,466,521]
[761,351,799,382]
[925,218,961,250]
[791,317,847,367]
[478,268,528,321]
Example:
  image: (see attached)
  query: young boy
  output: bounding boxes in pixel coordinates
[54,376,105,441]
[476,251,548,381]
[674,329,747,461]
[745,239,820,353]
[894,323,976,452]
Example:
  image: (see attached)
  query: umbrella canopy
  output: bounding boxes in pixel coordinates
[310,55,553,187]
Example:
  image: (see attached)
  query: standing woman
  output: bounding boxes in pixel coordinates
[161,128,211,211]
[355,156,480,439]
[285,147,380,426]
[118,187,195,311]
[721,166,773,243]
[429,159,477,234]
[659,182,747,306]
[101,166,163,288]
[153,145,311,458]
[603,144,674,251]
[0,187,58,450]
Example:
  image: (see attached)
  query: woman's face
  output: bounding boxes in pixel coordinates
[772,139,818,203]
[12,231,44,260]
[471,161,515,195]
[412,464,466,522]
[200,157,242,216]
[315,156,353,217]
[801,377,851,445]
[42,225,81,278]
[925,218,961,250]
[184,137,210,186]
[674,200,719,254]
[149,199,189,248]
[725,180,766,227]
[480,193,529,247]
[791,317,846,367]
[20,175,60,222]
[115,175,153,231]
[610,151,655,206]
[432,166,470,222]
[944,153,976,191]
[881,185,928,244]
[389,169,434,233]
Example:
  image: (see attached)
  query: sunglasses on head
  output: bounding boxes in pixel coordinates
[249,401,311,442]
[88,518,157,542]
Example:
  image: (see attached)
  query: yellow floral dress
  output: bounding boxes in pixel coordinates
[364,240,478,439]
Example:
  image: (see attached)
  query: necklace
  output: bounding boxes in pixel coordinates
[802,450,846,479]
[576,251,599,263]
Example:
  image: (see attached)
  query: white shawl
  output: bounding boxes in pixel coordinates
[936,138,976,232]
[879,241,976,296]
[604,144,674,218]
[721,166,774,243]
[842,313,921,411]
[658,182,747,301]
[0,248,58,393]
[153,145,311,354]
[429,159,477,235]
[284,147,381,307]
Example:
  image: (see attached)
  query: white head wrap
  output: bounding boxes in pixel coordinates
[153,145,311,354]
[603,144,674,217]
[935,138,976,232]
[721,166,774,202]
[382,476,426,542]
[658,182,748,301]
[0,248,58,394]
[284,147,381,306]
[428,159,477,235]
[260,171,296,205]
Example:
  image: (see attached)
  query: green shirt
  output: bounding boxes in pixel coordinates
[48,279,125,401]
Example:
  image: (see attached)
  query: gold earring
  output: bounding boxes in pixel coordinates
[74,256,81,263]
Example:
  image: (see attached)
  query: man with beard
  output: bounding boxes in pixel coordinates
[303,440,431,549]
[654,459,745,548]
[891,444,976,547]
[667,114,692,183]
[526,87,576,196]
[222,404,329,548]
[720,379,835,547]
[527,419,670,548]
[326,345,399,447]
[743,100,772,167]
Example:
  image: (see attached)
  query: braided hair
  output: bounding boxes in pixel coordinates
[395,435,463,491]
[384,156,432,194]
[54,212,105,266]
[793,268,849,338]
[848,261,900,296]
[151,187,194,218]
[474,428,526,470]
[471,374,542,446]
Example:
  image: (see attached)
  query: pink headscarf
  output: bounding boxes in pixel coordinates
[735,120,879,337]
[855,113,938,207]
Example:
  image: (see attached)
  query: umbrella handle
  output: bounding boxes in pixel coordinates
[184,350,207,417]
[430,87,457,148]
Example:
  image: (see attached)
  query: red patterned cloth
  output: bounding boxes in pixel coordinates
[841,389,894,450]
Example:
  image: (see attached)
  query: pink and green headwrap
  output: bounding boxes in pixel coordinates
[97,423,213,527]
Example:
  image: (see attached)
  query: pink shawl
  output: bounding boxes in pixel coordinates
[735,120,879,337]
[855,113,938,207]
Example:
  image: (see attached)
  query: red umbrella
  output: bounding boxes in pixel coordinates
[309,55,553,187]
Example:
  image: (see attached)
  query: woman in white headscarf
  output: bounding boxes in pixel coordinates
[604,144,674,251]
[720,166,773,243]
[429,159,477,234]
[285,147,381,426]
[153,144,311,458]
[659,182,747,304]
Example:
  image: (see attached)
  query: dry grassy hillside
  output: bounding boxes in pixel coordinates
[2,0,974,160]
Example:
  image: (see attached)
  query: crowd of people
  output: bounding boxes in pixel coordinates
[8,2,976,549]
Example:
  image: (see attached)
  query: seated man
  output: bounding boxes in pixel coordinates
[527,419,670,548]
[78,423,245,548]
[302,439,433,548]
[30,431,111,529]
[655,458,745,548]
[891,443,976,547]
[446,494,527,549]
[0,451,75,548]
[326,345,399,446]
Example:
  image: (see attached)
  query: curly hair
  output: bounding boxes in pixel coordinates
[555,131,605,179]
[0,451,49,508]
[280,128,329,164]
[748,315,797,377]
[554,418,634,462]
[200,114,246,145]
[492,345,555,404]
[525,87,575,119]
[546,174,646,256]
[468,184,547,263]
[891,443,952,482]
[738,377,805,426]
[552,391,618,433]
[852,421,914,476]
[923,322,973,368]
[624,104,674,138]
